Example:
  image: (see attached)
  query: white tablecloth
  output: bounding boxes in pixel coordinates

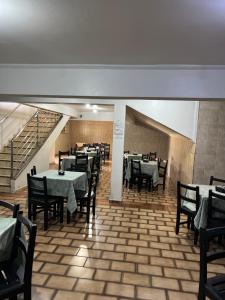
[35,170,88,213]
[125,160,159,186]
[0,218,16,262]
[61,156,93,177]
[185,184,220,229]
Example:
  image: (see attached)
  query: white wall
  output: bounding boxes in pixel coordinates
[0,65,225,98]
[128,101,199,142]
[0,103,36,150]
[76,111,114,121]
[13,115,70,191]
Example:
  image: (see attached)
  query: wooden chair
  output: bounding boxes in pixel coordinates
[149,152,157,160]
[209,176,225,186]
[58,151,70,170]
[30,165,37,176]
[129,160,152,192]
[0,200,19,218]
[176,181,200,245]
[158,159,168,190]
[124,150,130,154]
[70,154,88,172]
[0,213,37,300]
[142,154,149,160]
[207,190,225,229]
[75,174,97,223]
[27,174,64,231]
[198,226,225,300]
[123,157,128,186]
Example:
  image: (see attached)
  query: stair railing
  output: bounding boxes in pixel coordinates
[10,109,62,179]
[0,104,21,150]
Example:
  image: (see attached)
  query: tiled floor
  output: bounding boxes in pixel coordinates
[0,161,223,299]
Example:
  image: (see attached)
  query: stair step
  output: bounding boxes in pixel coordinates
[0,184,11,193]
[0,175,11,185]
[0,160,21,168]
[0,153,32,160]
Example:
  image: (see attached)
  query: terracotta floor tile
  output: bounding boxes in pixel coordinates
[106,282,135,298]
[137,287,167,300]
[67,266,95,279]
[95,269,121,282]
[46,275,76,290]
[122,272,150,286]
[41,263,68,275]
[32,287,55,300]
[53,290,85,300]
[76,279,105,294]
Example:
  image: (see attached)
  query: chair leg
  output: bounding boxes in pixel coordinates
[86,199,90,223]
[194,228,199,245]
[44,207,48,231]
[24,286,31,300]
[92,196,96,216]
[187,216,191,229]
[67,209,71,224]
[59,201,64,223]
[175,211,180,235]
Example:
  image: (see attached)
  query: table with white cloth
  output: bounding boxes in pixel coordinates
[76,150,98,158]
[125,160,159,187]
[34,170,88,213]
[0,217,17,263]
[61,156,93,177]
[185,184,225,229]
[124,153,142,163]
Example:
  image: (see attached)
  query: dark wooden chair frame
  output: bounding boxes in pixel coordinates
[30,165,37,176]
[209,176,225,186]
[75,174,97,223]
[0,213,37,300]
[27,174,64,231]
[158,159,168,190]
[176,181,200,245]
[129,159,152,192]
[198,226,225,300]
[0,200,19,218]
[58,150,70,170]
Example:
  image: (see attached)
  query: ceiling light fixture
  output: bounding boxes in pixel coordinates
[93,109,97,113]
[85,104,90,108]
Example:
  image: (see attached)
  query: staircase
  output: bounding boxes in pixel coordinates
[0,108,62,192]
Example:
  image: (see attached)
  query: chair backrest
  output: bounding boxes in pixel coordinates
[58,151,70,169]
[0,200,19,218]
[209,176,225,186]
[70,145,77,155]
[131,159,141,177]
[149,152,157,160]
[87,173,97,198]
[158,159,168,177]
[177,181,200,213]
[198,226,225,299]
[27,173,48,202]
[142,154,149,160]
[30,166,37,176]
[207,190,225,227]
[12,213,37,291]
[124,150,130,154]
[74,155,88,172]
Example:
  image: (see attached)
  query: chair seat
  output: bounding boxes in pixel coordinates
[182,201,196,212]
[0,276,24,298]
[75,190,95,199]
[206,274,225,298]
[30,195,63,205]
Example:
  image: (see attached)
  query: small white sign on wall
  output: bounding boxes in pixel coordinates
[113,120,124,138]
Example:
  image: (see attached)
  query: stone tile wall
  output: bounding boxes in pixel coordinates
[193,101,225,184]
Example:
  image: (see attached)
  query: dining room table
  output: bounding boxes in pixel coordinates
[185,184,224,229]
[0,217,17,263]
[124,153,143,162]
[76,150,98,158]
[125,160,159,187]
[61,155,93,178]
[34,170,88,214]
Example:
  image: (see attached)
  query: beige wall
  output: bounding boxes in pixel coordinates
[124,113,170,159]
[193,101,225,184]
[169,135,195,186]
[55,120,113,154]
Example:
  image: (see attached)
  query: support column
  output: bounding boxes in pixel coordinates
[110,103,126,201]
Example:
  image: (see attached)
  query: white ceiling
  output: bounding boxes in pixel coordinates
[1,0,225,65]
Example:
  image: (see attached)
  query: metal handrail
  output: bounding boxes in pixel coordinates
[0,104,21,124]
[10,109,62,178]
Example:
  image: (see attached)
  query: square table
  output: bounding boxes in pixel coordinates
[185,184,224,229]
[125,160,159,187]
[124,153,142,163]
[0,217,17,263]
[76,150,98,158]
[61,156,93,177]
[35,170,88,213]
